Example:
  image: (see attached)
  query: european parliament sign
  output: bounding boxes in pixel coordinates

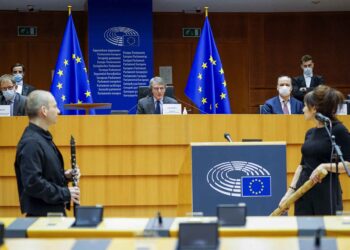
[88,0,153,114]
[191,142,286,216]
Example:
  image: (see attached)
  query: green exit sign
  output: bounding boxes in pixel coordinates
[183,28,201,37]
[17,26,37,37]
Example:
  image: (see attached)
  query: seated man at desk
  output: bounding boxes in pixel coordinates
[261,76,303,114]
[0,74,26,116]
[136,76,177,114]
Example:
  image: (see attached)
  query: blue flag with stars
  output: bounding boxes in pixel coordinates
[185,17,231,114]
[241,176,271,197]
[50,14,94,115]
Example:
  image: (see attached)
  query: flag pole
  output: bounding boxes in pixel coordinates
[68,5,72,16]
[204,6,208,17]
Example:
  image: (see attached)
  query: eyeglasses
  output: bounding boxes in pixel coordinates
[0,85,15,91]
[153,87,165,92]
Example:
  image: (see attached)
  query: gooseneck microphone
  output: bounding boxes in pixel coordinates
[314,228,322,247]
[157,211,163,226]
[224,133,233,142]
[315,113,331,123]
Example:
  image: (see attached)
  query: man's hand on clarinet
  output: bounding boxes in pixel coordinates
[69,186,80,204]
[64,165,81,182]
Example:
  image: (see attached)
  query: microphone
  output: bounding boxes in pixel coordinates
[315,113,331,123]
[127,103,138,113]
[224,132,233,142]
[314,228,322,248]
[157,211,163,226]
[174,95,208,114]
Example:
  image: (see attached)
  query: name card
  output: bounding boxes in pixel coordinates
[163,104,182,115]
[337,103,348,115]
[0,105,10,116]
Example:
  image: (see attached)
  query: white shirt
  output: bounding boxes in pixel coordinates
[16,85,23,95]
[304,74,313,88]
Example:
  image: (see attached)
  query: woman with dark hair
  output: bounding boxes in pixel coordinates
[279,85,350,215]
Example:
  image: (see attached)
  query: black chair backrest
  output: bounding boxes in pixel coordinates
[137,85,175,100]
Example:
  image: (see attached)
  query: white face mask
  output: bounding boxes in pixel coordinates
[2,89,16,101]
[278,86,291,97]
[303,67,313,77]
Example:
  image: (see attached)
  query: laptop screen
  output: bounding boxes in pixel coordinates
[178,222,218,249]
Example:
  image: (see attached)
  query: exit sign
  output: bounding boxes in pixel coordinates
[182,28,201,37]
[17,26,37,37]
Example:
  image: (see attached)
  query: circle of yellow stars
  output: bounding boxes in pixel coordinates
[248,179,265,195]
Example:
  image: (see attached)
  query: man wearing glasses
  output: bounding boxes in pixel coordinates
[137,76,177,114]
[292,55,324,102]
[0,74,26,116]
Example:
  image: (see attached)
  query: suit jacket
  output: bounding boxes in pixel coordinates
[136,96,178,114]
[21,83,36,96]
[261,96,304,114]
[0,93,26,116]
[292,75,324,102]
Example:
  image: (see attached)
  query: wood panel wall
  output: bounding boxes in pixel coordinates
[0,11,349,113]
[1,115,350,217]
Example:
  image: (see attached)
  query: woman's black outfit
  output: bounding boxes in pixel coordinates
[295,121,350,215]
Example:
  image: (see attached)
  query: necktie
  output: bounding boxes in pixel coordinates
[7,100,14,116]
[155,100,161,114]
[282,101,289,114]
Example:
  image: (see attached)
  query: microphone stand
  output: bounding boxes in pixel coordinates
[323,122,350,177]
[322,120,350,215]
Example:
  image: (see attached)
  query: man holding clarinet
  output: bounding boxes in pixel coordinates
[14,90,80,217]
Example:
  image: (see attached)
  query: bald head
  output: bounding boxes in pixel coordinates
[26,90,55,118]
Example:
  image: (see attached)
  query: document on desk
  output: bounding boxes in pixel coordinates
[0,105,10,116]
[163,104,182,115]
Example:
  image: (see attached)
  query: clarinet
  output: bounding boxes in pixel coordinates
[70,135,79,214]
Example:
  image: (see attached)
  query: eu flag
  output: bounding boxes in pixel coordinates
[241,176,271,197]
[50,14,94,115]
[185,17,231,114]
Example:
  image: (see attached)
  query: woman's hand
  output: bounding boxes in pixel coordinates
[309,164,325,184]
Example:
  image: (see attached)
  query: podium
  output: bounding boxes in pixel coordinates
[191,142,286,216]
[64,103,112,115]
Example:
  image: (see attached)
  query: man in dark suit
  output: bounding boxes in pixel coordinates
[15,90,80,216]
[137,76,178,114]
[292,55,324,102]
[11,63,36,96]
[0,74,26,116]
[261,76,304,114]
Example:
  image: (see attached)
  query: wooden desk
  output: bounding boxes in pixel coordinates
[169,216,298,237]
[1,115,350,217]
[27,218,149,238]
[324,216,350,237]
[0,218,16,227]
[2,237,350,250]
